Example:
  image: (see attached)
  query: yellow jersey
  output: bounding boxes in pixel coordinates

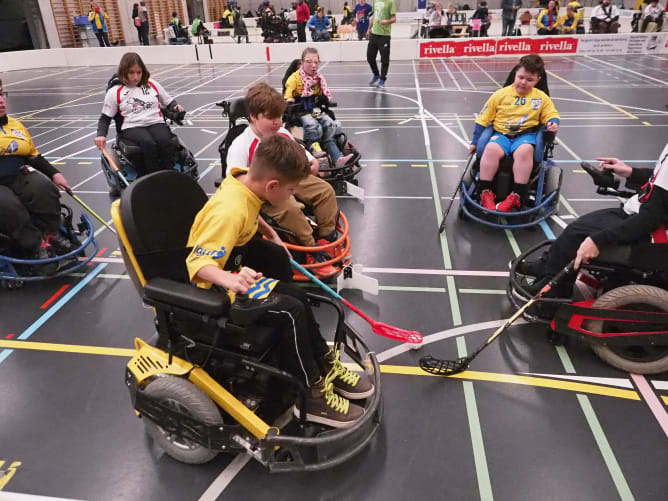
[475,85,559,136]
[186,168,262,288]
[0,116,40,180]
[284,71,321,100]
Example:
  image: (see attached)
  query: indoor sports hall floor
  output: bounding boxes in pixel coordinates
[1,54,667,501]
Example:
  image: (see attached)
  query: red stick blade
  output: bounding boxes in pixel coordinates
[372,322,423,344]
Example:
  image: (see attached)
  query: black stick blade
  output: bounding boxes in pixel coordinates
[419,355,471,376]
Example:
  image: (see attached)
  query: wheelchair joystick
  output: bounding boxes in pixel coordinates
[229,292,279,326]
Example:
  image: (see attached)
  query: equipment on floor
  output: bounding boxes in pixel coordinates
[112,171,382,470]
[420,262,573,375]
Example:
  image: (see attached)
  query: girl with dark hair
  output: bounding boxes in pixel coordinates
[94,53,184,176]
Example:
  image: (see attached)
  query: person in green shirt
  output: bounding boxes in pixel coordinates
[366,0,396,88]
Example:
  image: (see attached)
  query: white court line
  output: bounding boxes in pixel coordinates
[550,215,568,229]
[40,131,98,156]
[452,59,477,89]
[586,55,668,86]
[200,129,218,135]
[430,60,446,89]
[354,128,379,134]
[362,266,509,277]
[36,125,92,149]
[397,118,412,125]
[3,67,83,87]
[173,63,250,98]
[470,58,501,86]
[198,454,252,501]
[71,171,104,190]
[441,59,462,91]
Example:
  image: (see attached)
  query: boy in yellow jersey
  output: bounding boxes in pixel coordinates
[469,54,560,212]
[186,134,372,429]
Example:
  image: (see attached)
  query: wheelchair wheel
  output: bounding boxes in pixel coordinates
[588,285,668,374]
[143,375,223,464]
[544,166,562,210]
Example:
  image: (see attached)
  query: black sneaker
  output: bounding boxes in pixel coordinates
[320,348,374,400]
[514,258,546,278]
[28,242,58,276]
[48,233,76,256]
[293,373,364,429]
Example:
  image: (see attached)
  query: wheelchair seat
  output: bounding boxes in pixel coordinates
[597,243,668,275]
[113,171,279,355]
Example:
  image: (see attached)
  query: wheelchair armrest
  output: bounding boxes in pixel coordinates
[144,278,230,316]
[581,161,620,190]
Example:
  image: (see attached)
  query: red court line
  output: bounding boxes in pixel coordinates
[40,285,70,309]
[88,247,108,266]
[6,334,15,339]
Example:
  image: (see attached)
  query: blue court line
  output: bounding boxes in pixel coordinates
[0,263,107,365]
[197,163,218,181]
[539,220,557,240]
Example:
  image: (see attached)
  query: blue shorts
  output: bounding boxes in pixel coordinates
[487,132,536,157]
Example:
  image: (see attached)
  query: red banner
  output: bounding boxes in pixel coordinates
[420,37,578,58]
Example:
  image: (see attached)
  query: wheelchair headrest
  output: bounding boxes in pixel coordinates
[503,64,550,96]
[107,73,122,91]
[282,58,301,92]
[227,97,248,122]
[120,171,208,283]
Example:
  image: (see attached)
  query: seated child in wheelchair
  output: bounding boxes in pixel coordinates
[187,134,372,428]
[470,54,560,212]
[94,52,185,176]
[517,141,668,297]
[226,83,341,279]
[283,47,354,168]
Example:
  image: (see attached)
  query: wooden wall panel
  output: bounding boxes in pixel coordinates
[144,0,186,40]
[49,0,126,47]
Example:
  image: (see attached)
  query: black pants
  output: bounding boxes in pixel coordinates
[502,17,516,36]
[121,123,176,176]
[94,31,110,47]
[537,27,559,35]
[537,208,640,281]
[367,33,391,81]
[231,236,329,386]
[140,22,150,45]
[0,170,61,252]
[297,21,307,42]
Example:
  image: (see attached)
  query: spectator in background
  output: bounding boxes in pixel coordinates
[558,5,578,33]
[342,2,355,23]
[641,0,665,32]
[296,0,310,42]
[428,4,449,38]
[221,5,234,27]
[307,7,332,41]
[88,2,111,47]
[354,0,373,40]
[590,0,620,33]
[470,1,491,36]
[537,0,560,34]
[501,0,522,36]
[131,3,142,44]
[367,0,396,88]
[138,0,150,45]
[170,11,187,39]
[233,4,249,42]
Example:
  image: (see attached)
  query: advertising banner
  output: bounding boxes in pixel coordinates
[420,36,578,58]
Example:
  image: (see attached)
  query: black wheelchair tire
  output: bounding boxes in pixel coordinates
[544,166,562,211]
[143,375,223,464]
[588,285,668,374]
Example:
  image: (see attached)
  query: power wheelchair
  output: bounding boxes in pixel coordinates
[459,65,562,229]
[112,171,382,470]
[508,162,668,374]
[99,75,198,197]
[0,204,97,289]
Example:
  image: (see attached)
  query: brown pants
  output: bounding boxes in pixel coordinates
[263,174,337,246]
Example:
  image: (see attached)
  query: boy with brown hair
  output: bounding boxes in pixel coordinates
[226,82,340,278]
[188,134,372,429]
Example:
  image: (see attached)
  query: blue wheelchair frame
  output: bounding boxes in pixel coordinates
[458,125,561,229]
[0,214,97,283]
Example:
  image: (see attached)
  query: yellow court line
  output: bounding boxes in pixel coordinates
[572,169,586,173]
[0,339,135,357]
[0,340,644,402]
[411,163,428,167]
[663,395,668,405]
[642,121,651,126]
[546,70,638,120]
[381,163,397,167]
[377,364,640,401]
[52,162,66,165]
[442,164,459,168]
[77,161,93,165]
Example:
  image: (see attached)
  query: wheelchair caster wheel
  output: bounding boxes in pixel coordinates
[546,329,564,346]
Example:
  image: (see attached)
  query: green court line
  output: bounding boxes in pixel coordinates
[459,289,507,295]
[457,336,494,501]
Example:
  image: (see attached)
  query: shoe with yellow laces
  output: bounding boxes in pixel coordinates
[321,348,374,399]
[293,370,364,429]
